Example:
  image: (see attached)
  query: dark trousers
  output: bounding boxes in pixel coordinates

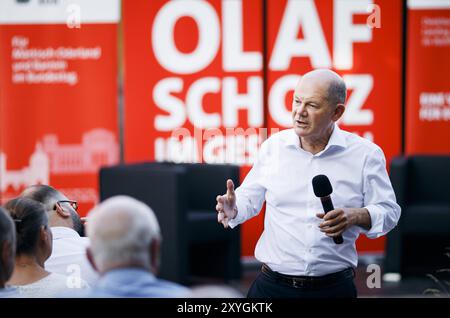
[247,266,357,298]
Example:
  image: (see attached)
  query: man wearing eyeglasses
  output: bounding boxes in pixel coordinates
[20,185,98,286]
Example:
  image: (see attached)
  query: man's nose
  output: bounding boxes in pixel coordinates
[297,105,307,117]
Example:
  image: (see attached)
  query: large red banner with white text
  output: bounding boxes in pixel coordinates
[265,0,403,252]
[123,0,403,256]
[0,0,120,216]
[123,0,265,256]
[406,0,450,154]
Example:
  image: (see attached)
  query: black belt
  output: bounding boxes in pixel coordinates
[261,263,355,289]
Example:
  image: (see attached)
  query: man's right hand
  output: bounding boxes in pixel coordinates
[216,179,237,228]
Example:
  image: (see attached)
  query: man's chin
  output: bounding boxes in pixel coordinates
[294,126,310,137]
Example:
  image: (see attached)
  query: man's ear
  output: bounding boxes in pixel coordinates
[332,104,345,122]
[54,202,71,218]
[39,226,51,246]
[149,239,160,274]
[86,248,98,273]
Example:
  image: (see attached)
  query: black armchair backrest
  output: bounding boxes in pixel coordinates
[408,156,450,205]
[180,163,240,211]
[99,162,242,283]
[391,155,450,205]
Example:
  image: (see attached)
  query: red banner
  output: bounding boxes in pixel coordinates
[0,0,120,216]
[406,0,450,154]
[123,0,403,255]
[266,0,403,252]
[123,0,265,256]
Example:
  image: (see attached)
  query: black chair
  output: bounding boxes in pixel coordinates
[99,162,242,284]
[384,155,450,277]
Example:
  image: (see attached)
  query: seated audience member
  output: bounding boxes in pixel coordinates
[77,195,190,298]
[4,198,88,297]
[0,207,18,298]
[20,185,98,285]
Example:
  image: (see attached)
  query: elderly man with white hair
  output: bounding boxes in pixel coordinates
[78,195,190,297]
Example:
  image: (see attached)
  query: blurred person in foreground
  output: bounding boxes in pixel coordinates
[0,207,18,298]
[20,185,98,285]
[73,195,190,298]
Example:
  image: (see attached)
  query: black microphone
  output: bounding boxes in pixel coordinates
[312,174,343,244]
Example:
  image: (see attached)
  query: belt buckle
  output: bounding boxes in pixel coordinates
[292,278,304,288]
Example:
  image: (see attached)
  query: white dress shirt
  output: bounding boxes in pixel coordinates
[228,125,401,276]
[45,227,98,285]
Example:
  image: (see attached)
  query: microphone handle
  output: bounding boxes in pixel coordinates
[321,197,344,244]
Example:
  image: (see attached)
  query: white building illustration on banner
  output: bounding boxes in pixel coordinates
[42,129,119,174]
[0,143,50,192]
[1,129,118,193]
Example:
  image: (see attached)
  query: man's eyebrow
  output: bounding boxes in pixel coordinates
[294,95,318,103]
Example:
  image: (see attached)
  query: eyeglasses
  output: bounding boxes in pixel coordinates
[54,200,78,212]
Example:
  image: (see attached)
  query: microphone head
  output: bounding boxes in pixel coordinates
[312,174,333,197]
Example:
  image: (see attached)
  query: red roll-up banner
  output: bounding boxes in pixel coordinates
[123,0,402,256]
[123,0,265,256]
[0,0,120,216]
[406,0,450,155]
[265,0,403,252]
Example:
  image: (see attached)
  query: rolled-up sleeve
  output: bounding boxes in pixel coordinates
[362,147,401,239]
[228,143,268,229]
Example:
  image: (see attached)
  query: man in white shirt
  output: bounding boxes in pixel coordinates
[216,69,401,298]
[20,185,98,286]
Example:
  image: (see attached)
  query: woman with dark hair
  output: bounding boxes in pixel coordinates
[0,207,17,297]
[4,197,88,297]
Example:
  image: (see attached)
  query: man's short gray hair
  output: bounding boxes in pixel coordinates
[327,78,347,106]
[86,196,161,271]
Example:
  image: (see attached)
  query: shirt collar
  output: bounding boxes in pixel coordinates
[98,268,156,285]
[285,124,347,152]
[324,124,347,150]
[50,226,81,240]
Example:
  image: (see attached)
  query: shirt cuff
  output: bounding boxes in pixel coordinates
[364,204,385,239]
[227,195,247,229]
